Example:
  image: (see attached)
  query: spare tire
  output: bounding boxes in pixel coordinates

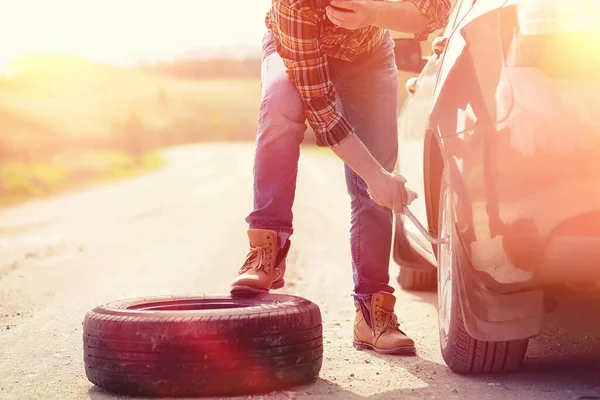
[83,294,323,397]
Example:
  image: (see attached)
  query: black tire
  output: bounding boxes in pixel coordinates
[83,294,323,397]
[441,284,529,374]
[397,267,437,291]
[437,169,528,374]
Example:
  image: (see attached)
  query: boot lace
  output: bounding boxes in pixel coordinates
[374,306,400,332]
[238,245,271,274]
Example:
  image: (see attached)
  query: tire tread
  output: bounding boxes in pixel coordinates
[442,293,528,374]
[83,295,323,397]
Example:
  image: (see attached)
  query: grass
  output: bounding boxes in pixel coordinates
[0,150,163,206]
[0,53,262,206]
[0,54,262,147]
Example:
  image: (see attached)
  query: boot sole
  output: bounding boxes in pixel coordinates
[353,341,416,355]
[230,279,285,296]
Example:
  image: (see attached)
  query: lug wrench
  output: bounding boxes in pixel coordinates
[402,206,449,245]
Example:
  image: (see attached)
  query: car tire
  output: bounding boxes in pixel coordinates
[397,267,437,291]
[83,294,323,397]
[441,289,529,374]
[436,170,528,374]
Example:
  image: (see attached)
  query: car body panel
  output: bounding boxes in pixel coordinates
[395,0,600,340]
[396,0,476,264]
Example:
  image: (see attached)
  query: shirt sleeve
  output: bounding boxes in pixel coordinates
[407,0,452,41]
[272,1,354,147]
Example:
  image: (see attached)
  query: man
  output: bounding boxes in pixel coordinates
[231,0,450,354]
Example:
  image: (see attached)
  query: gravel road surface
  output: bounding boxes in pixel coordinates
[1,143,599,400]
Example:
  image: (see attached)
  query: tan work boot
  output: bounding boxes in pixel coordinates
[353,291,416,354]
[230,229,290,295]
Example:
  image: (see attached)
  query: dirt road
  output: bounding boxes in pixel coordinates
[1,143,599,400]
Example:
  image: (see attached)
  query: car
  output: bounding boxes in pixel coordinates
[391,0,600,374]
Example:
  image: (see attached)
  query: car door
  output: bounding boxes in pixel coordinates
[397,0,475,263]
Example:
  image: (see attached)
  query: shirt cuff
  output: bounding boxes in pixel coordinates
[314,116,355,147]
[406,0,443,42]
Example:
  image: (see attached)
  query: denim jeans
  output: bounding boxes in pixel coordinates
[246,31,399,298]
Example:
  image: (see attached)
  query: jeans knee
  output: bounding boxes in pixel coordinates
[258,77,306,143]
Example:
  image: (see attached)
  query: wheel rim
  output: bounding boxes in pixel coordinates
[438,175,453,347]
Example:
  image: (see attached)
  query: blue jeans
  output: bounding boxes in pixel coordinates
[246,31,399,298]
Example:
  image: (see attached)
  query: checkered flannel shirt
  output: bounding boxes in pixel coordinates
[266,0,450,146]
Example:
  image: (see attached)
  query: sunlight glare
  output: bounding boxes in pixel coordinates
[0,0,271,69]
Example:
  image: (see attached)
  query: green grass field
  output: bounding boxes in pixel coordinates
[0,150,163,206]
[0,54,263,205]
[0,54,263,149]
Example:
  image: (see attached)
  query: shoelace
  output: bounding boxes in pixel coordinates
[375,306,400,331]
[239,245,269,274]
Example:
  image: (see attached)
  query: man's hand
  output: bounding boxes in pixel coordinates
[367,172,418,214]
[327,0,447,34]
[330,135,416,214]
[326,0,379,30]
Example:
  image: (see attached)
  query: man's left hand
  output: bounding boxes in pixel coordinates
[326,0,379,30]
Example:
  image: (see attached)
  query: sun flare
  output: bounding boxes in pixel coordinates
[0,0,271,69]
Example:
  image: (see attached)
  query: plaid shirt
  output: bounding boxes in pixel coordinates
[266,0,450,146]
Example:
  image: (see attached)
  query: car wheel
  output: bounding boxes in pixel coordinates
[437,170,528,374]
[83,294,323,397]
[397,267,437,291]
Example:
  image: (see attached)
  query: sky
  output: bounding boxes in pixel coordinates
[0,0,272,68]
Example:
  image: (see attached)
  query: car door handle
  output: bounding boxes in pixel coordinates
[432,36,448,58]
[403,206,449,245]
[405,77,418,95]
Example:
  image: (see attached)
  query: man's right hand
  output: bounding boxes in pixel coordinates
[330,134,417,213]
[366,171,418,214]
